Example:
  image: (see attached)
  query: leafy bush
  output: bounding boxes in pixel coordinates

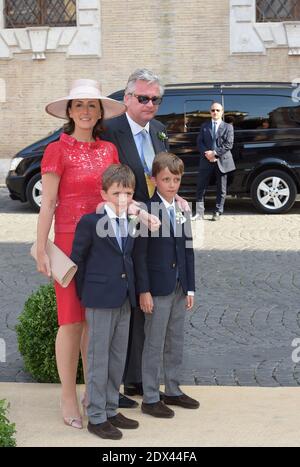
[16,283,84,383]
[0,400,16,447]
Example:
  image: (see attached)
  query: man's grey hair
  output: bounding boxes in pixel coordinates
[125,68,164,96]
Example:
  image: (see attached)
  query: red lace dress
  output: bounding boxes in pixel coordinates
[41,133,119,325]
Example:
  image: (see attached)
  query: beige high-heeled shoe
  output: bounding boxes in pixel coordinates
[63,416,83,429]
[60,400,83,429]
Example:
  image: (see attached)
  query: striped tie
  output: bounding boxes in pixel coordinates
[115,217,127,251]
[212,121,217,150]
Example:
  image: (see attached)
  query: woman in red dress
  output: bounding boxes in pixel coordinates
[36,80,127,429]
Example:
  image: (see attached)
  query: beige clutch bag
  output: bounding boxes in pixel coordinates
[30,239,78,288]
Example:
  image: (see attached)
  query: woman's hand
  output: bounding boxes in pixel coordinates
[138,209,161,232]
[175,194,191,212]
[36,251,51,278]
[140,292,154,314]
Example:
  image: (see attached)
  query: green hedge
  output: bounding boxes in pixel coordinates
[16,283,84,383]
[0,400,16,447]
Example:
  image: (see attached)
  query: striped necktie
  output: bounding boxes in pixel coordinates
[168,206,176,233]
[115,217,127,251]
[140,129,155,175]
[212,121,217,150]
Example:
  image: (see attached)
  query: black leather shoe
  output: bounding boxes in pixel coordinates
[211,212,221,221]
[88,421,122,440]
[108,412,139,429]
[141,401,175,418]
[124,382,143,396]
[163,393,200,409]
[124,384,165,400]
[118,393,139,409]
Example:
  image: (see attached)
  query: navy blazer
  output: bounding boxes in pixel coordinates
[70,211,136,309]
[101,114,169,203]
[197,120,235,174]
[133,191,195,296]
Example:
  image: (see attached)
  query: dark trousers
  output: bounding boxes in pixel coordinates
[196,163,227,215]
[123,306,145,385]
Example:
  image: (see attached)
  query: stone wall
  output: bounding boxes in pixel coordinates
[0,0,300,159]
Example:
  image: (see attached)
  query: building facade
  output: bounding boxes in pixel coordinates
[0,0,300,159]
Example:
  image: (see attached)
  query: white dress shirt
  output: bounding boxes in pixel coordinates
[126,113,152,159]
[104,204,128,250]
[211,118,222,133]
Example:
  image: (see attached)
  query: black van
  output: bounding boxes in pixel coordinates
[6,82,300,213]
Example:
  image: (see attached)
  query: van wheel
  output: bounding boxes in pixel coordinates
[250,170,297,214]
[26,173,42,212]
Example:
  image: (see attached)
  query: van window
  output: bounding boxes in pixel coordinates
[224,94,300,130]
[158,95,185,133]
[184,98,220,133]
[158,94,220,134]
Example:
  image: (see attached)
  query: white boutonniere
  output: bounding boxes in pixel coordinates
[157,131,168,142]
[128,214,139,235]
[175,211,187,224]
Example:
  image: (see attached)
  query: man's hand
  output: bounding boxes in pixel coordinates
[186,295,194,311]
[139,209,161,232]
[128,200,141,215]
[204,150,217,162]
[175,194,191,212]
[140,292,154,314]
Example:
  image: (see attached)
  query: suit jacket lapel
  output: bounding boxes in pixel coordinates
[149,121,167,154]
[217,121,224,135]
[151,191,175,237]
[97,213,123,253]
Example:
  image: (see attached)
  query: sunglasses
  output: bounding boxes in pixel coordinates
[211,109,221,112]
[130,94,163,105]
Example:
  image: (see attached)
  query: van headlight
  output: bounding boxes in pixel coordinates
[9,157,23,171]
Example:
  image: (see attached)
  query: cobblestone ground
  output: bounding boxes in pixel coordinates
[0,187,300,386]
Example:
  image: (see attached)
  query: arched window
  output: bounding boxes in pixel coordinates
[4,0,76,28]
[256,0,300,22]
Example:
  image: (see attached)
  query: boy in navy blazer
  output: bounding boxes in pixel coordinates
[133,152,199,418]
[71,164,139,440]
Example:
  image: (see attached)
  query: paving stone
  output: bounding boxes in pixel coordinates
[1,188,300,386]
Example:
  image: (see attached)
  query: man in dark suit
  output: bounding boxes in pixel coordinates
[101,69,169,407]
[192,102,235,221]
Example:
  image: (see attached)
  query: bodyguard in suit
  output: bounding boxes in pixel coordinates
[71,165,139,440]
[133,152,199,418]
[192,102,235,221]
[101,69,169,406]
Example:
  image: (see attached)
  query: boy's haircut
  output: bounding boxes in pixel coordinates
[152,152,184,177]
[102,164,136,191]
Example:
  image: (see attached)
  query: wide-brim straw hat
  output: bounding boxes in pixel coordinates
[45,79,126,120]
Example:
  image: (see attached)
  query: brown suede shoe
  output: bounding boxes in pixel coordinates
[108,412,139,429]
[163,393,200,409]
[87,421,122,439]
[141,401,175,418]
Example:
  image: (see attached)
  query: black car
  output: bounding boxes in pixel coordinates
[6,82,300,213]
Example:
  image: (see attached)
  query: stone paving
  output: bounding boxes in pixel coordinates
[0,186,300,386]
